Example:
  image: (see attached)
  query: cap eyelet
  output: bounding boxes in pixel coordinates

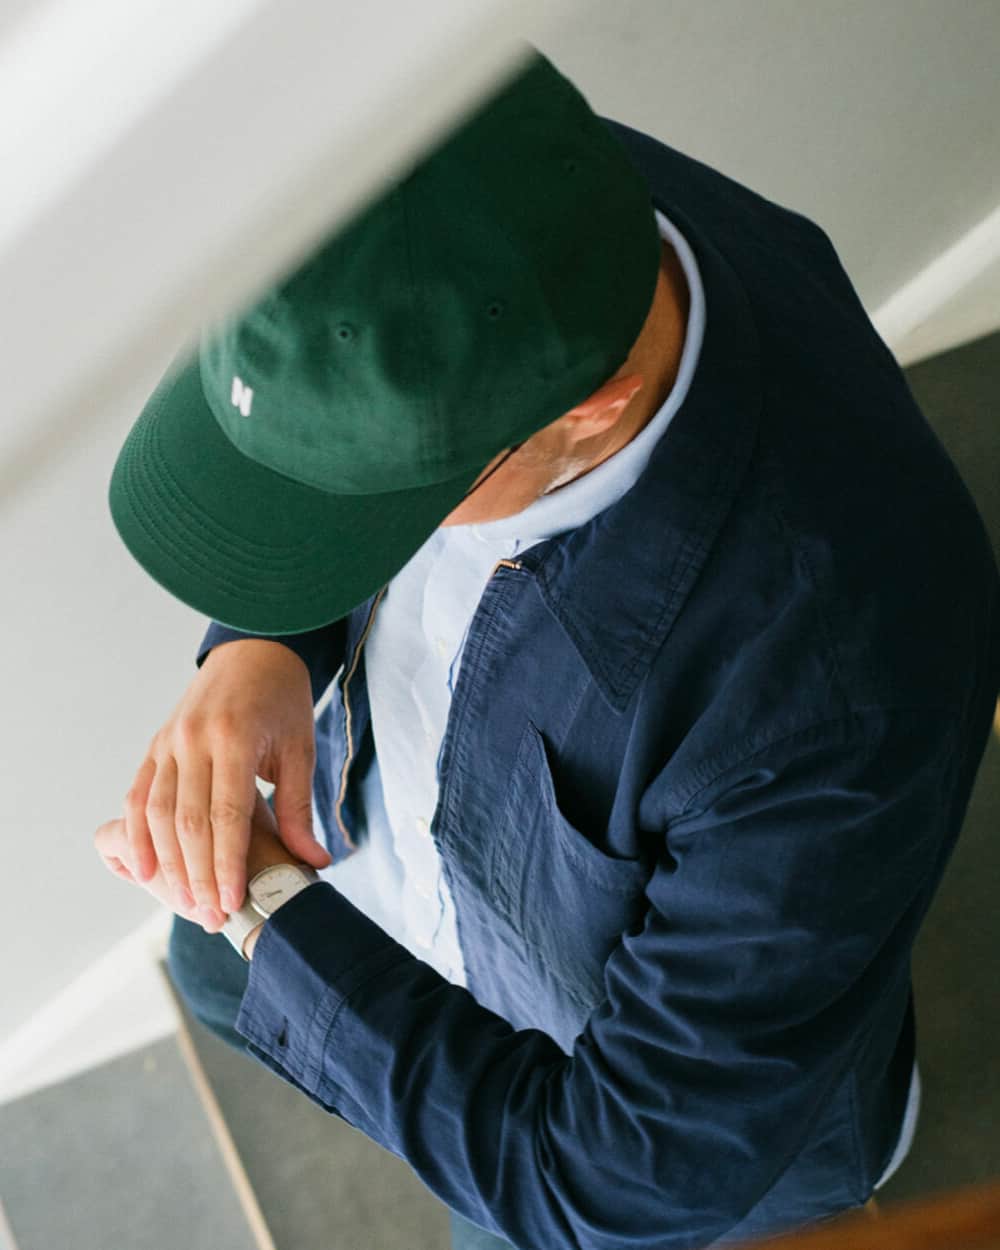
[564,156,580,174]
[334,322,356,343]
[485,300,504,320]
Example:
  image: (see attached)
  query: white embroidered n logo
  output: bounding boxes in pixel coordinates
[231,375,254,416]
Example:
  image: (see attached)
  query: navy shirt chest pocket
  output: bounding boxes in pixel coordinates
[489,720,651,1006]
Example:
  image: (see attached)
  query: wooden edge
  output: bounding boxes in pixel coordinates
[156,961,278,1250]
[726,1176,1000,1250]
[0,1195,23,1250]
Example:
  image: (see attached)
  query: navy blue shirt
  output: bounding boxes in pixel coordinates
[197,118,1000,1249]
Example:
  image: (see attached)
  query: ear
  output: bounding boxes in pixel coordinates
[561,373,645,443]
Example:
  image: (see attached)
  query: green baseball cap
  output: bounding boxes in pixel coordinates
[108,44,661,634]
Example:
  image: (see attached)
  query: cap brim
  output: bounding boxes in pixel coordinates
[108,350,485,634]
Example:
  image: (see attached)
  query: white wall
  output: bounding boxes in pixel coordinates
[3,0,999,1092]
[0,341,206,1096]
[0,0,554,1095]
[540,0,1000,357]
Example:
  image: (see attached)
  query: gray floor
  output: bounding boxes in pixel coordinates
[179,988,451,1250]
[0,1038,259,1250]
[1,329,997,1249]
[871,327,1000,1205]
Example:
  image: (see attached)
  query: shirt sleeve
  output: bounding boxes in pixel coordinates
[234,706,961,1249]
[196,619,347,706]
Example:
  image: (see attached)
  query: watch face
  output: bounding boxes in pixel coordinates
[248,864,310,915]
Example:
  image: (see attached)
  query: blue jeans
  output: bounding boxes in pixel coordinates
[166,914,512,1249]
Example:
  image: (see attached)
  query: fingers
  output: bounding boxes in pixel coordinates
[124,755,159,882]
[208,743,256,916]
[144,754,196,914]
[95,819,135,881]
[115,642,320,936]
[107,854,135,881]
[174,743,224,925]
[95,817,202,925]
[272,735,331,868]
[122,728,255,934]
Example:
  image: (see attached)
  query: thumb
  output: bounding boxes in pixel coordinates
[271,747,331,868]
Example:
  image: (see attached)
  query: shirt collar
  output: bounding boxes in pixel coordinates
[514,152,762,713]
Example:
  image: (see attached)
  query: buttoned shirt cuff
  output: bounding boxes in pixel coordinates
[235,880,409,1103]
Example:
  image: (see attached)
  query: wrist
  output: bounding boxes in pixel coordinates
[245,792,302,877]
[246,831,299,878]
[243,920,265,960]
[234,852,319,962]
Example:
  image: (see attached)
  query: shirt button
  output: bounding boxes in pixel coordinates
[416,817,430,838]
[435,636,449,658]
[415,877,434,900]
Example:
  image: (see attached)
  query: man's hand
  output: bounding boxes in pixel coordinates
[120,639,331,932]
[96,816,201,926]
[96,786,305,936]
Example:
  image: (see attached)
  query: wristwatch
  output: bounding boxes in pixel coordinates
[221,862,320,961]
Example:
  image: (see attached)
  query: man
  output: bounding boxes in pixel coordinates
[96,44,1000,1250]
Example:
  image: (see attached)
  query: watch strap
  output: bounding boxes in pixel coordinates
[222,898,265,960]
[221,863,320,961]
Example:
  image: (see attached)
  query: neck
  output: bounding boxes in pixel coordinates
[617,240,691,446]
